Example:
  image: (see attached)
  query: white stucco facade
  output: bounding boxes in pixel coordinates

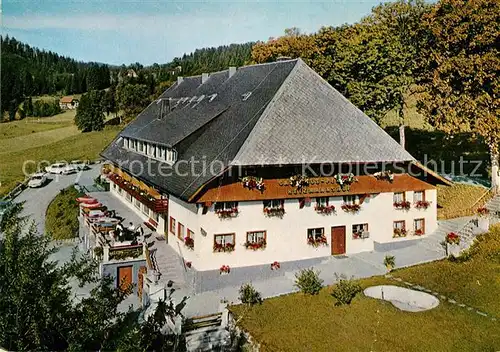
[108,177,437,271]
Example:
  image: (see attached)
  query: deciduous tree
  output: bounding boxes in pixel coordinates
[417,0,500,188]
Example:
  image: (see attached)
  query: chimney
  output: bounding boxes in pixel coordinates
[177,76,183,85]
[228,67,236,78]
[202,73,209,84]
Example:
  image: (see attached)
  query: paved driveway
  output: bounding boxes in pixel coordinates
[15,165,100,235]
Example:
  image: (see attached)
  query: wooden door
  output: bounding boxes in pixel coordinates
[117,265,133,291]
[331,226,346,255]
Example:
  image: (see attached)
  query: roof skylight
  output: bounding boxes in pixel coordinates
[242,92,252,101]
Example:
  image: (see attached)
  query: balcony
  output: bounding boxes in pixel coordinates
[108,173,168,213]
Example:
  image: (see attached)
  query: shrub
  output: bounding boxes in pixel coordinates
[384,255,395,271]
[294,268,323,295]
[331,274,362,306]
[239,283,262,306]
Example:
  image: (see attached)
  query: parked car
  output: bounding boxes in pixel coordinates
[28,173,47,188]
[45,163,77,175]
[70,160,90,171]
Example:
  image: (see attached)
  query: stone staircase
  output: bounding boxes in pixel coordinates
[146,236,188,290]
[485,193,500,216]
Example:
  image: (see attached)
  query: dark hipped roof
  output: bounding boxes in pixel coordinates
[101,59,416,201]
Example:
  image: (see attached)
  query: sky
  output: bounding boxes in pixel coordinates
[2,0,381,66]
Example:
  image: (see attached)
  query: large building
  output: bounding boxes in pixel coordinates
[101,58,449,272]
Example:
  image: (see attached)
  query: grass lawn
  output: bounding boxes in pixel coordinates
[437,183,491,219]
[0,117,120,196]
[46,186,85,240]
[231,229,500,352]
[0,112,74,139]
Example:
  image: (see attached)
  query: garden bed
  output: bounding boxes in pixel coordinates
[46,186,84,240]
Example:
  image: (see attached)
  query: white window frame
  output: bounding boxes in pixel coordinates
[414,218,425,231]
[393,220,405,230]
[214,233,235,246]
[215,202,237,211]
[414,191,424,202]
[246,231,266,244]
[393,192,405,203]
[263,199,283,209]
[307,228,324,240]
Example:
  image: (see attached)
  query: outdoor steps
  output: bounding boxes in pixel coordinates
[184,326,231,352]
[486,195,500,214]
[148,239,188,290]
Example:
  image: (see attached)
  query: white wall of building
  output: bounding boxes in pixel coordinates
[109,179,438,271]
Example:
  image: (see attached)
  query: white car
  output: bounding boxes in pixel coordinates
[70,160,89,171]
[28,173,47,188]
[45,163,77,175]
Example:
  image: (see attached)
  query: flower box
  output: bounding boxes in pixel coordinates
[394,201,411,210]
[445,232,460,245]
[241,176,265,191]
[393,228,407,238]
[334,173,358,191]
[185,261,192,269]
[216,208,239,219]
[314,205,336,214]
[477,207,489,217]
[263,207,285,217]
[414,229,424,236]
[289,174,309,189]
[307,235,328,247]
[213,243,235,253]
[415,200,431,209]
[245,240,266,250]
[341,204,360,213]
[184,237,194,250]
[220,265,230,275]
[352,231,369,239]
[271,261,280,270]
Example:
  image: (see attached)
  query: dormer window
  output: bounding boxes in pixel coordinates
[188,96,198,104]
[208,93,217,102]
[122,137,177,164]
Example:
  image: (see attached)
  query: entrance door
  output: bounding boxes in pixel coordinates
[117,265,133,291]
[331,226,346,255]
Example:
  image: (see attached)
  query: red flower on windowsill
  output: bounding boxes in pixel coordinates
[184,237,194,250]
[244,240,266,250]
[220,265,230,275]
[213,243,235,253]
[414,229,424,236]
[263,207,285,217]
[216,208,239,218]
[307,235,328,247]
[271,261,280,270]
[394,201,411,210]
[393,228,407,238]
[314,204,336,214]
[477,207,489,217]
[415,200,431,209]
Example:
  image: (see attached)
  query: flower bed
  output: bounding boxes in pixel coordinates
[445,232,460,245]
[184,237,194,250]
[220,265,231,275]
[109,245,143,260]
[241,176,265,191]
[415,200,431,209]
[263,207,285,217]
[352,231,368,239]
[393,228,407,238]
[245,240,267,250]
[394,201,411,210]
[216,207,239,219]
[341,204,361,213]
[307,235,328,247]
[270,261,280,270]
[213,243,235,253]
[314,205,336,215]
